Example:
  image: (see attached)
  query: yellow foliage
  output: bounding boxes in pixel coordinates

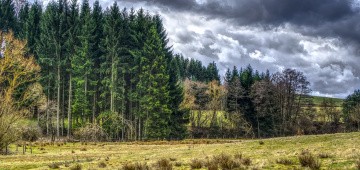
[0,31,41,151]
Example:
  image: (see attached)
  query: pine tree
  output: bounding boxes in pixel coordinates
[37,1,58,135]
[37,0,69,136]
[17,1,29,39]
[139,25,171,139]
[0,0,17,33]
[168,58,189,139]
[90,0,103,123]
[72,0,94,124]
[26,1,42,57]
[65,0,79,136]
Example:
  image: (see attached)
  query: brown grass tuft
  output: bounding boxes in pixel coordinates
[48,162,60,169]
[156,158,173,170]
[276,158,294,165]
[122,162,150,170]
[80,147,87,151]
[241,157,251,166]
[318,153,332,159]
[98,161,107,168]
[189,159,203,169]
[298,150,321,170]
[70,164,82,170]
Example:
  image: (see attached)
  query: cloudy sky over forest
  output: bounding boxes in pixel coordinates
[42,0,360,98]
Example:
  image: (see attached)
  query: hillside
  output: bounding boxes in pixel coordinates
[1,132,359,169]
[312,96,344,107]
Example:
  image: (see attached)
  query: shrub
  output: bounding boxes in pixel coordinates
[70,164,82,170]
[21,122,42,142]
[356,160,360,170]
[259,140,265,145]
[298,151,321,170]
[74,124,107,142]
[276,158,294,165]
[189,159,203,169]
[156,158,172,170]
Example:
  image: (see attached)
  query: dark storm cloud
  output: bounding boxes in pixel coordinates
[124,0,360,43]
[115,0,360,98]
[132,0,355,25]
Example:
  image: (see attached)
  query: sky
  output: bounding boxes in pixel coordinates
[39,0,360,98]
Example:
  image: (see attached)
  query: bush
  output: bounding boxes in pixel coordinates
[20,121,42,142]
[74,124,107,142]
[356,160,360,170]
[298,151,321,170]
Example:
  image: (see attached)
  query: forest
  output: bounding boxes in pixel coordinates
[1,0,360,152]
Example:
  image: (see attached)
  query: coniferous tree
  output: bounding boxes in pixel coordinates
[0,0,17,33]
[139,25,171,139]
[65,0,79,137]
[72,0,94,124]
[26,1,42,57]
[90,0,103,123]
[17,1,29,39]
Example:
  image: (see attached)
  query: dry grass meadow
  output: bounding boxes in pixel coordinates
[1,132,359,169]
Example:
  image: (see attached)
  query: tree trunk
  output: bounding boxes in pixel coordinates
[56,63,60,137]
[67,74,72,137]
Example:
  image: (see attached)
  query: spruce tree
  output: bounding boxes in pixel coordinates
[26,1,42,58]
[65,0,79,137]
[72,0,94,124]
[0,0,17,32]
[139,25,171,139]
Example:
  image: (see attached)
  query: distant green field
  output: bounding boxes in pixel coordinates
[312,96,344,107]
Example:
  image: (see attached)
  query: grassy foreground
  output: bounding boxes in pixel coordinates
[0,132,359,170]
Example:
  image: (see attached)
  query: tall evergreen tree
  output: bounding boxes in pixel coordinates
[65,0,79,137]
[90,0,103,123]
[0,0,17,33]
[139,25,171,139]
[26,1,42,57]
[72,0,94,124]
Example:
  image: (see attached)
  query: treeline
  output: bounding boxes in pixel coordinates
[2,0,360,142]
[0,0,222,140]
[184,64,360,138]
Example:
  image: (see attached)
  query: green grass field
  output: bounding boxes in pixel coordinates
[1,132,359,170]
[312,96,344,107]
